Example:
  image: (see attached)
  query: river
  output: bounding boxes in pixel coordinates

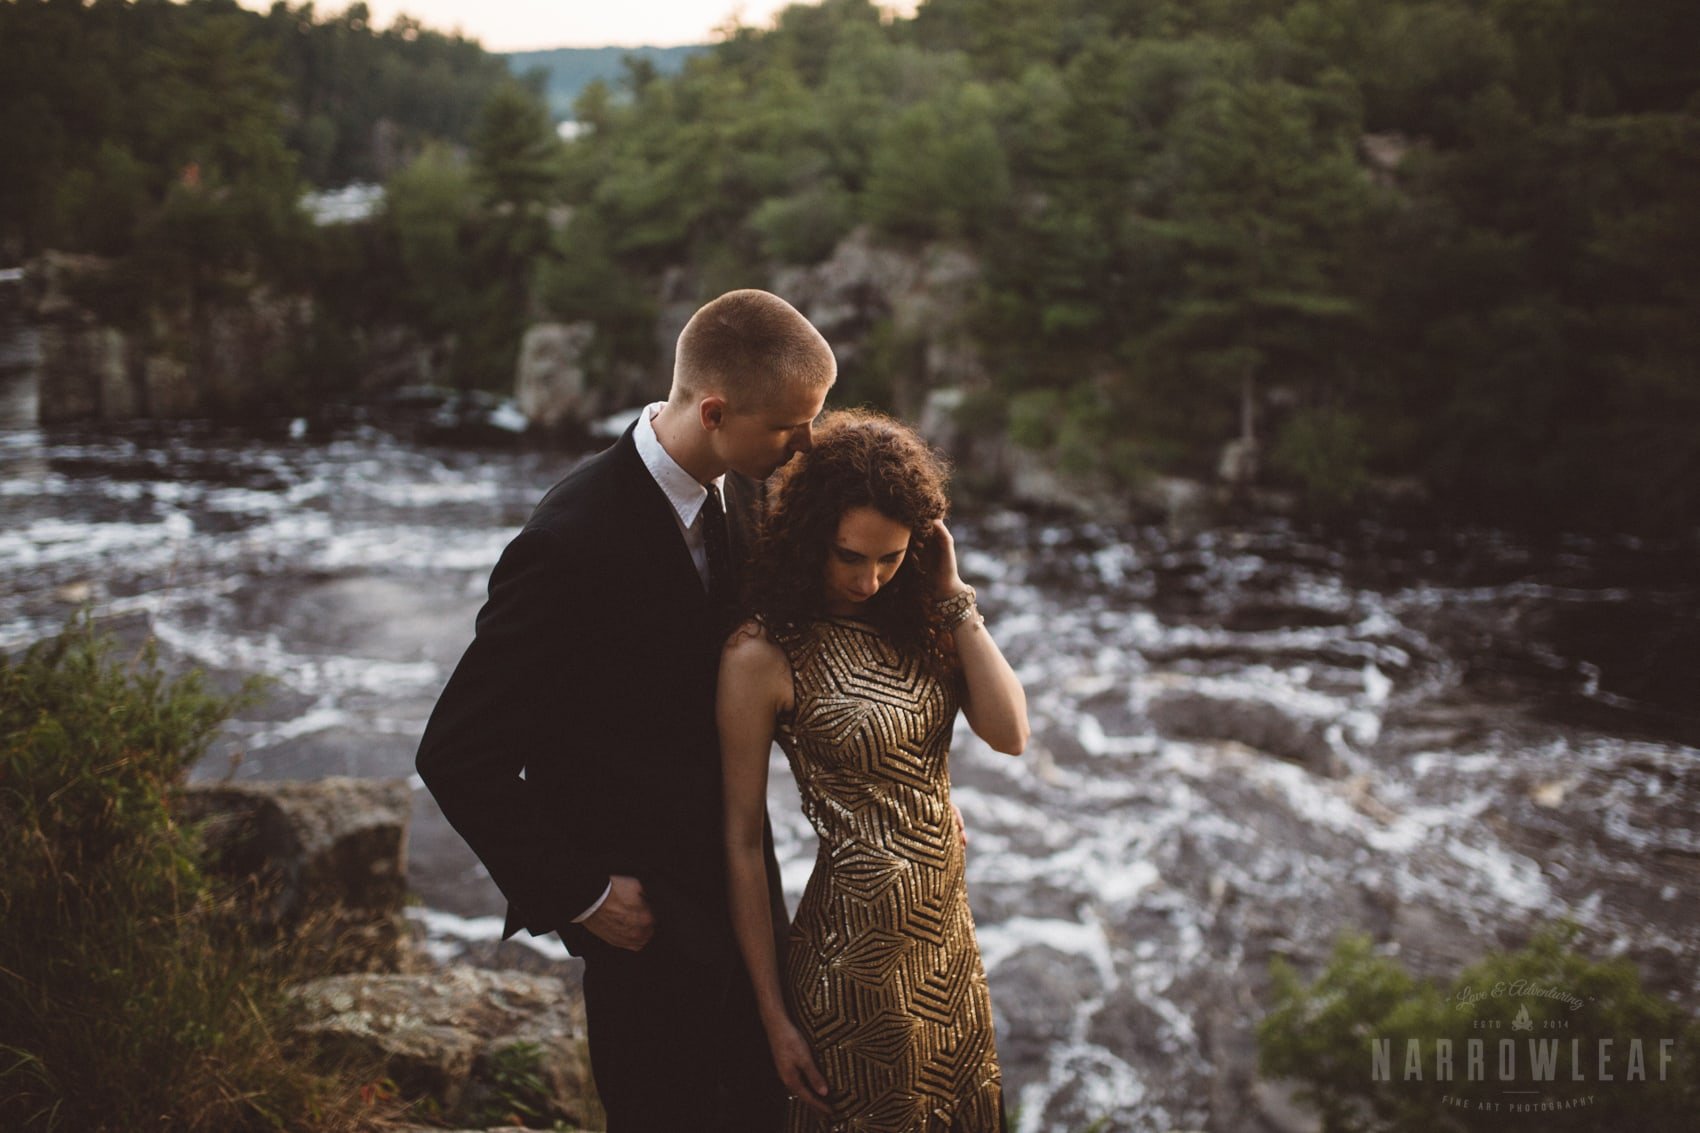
[2,369,1696,1132]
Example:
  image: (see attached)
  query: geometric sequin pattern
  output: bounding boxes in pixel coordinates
[774,616,1003,1133]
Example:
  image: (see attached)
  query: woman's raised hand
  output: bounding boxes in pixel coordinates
[769,1019,832,1115]
[924,518,971,599]
[925,520,1030,755]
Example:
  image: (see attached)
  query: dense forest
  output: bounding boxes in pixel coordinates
[0,0,540,406]
[4,0,1699,532]
[547,0,1700,531]
[0,0,512,249]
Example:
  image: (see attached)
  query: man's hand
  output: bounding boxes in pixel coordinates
[583,874,655,951]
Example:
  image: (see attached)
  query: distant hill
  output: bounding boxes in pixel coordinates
[502,45,706,120]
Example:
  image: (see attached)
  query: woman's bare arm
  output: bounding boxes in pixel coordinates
[718,623,831,1113]
[927,520,1029,755]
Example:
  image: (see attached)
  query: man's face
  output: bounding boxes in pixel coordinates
[710,383,830,480]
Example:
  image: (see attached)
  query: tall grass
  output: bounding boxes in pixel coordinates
[0,615,397,1131]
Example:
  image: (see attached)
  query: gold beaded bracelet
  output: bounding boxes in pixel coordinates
[933,586,978,629]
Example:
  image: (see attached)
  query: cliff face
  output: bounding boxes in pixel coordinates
[511,227,990,440]
[769,225,988,419]
[25,252,440,423]
[28,253,305,422]
[26,226,991,435]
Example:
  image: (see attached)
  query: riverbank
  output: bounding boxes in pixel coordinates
[0,615,601,1128]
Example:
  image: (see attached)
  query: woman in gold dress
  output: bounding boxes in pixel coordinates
[720,410,1029,1132]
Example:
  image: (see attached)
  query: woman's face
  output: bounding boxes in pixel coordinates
[823,505,912,615]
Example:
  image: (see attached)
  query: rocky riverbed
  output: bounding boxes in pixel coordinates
[3,383,1696,1131]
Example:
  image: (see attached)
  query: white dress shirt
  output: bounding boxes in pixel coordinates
[633,401,725,593]
[572,402,725,923]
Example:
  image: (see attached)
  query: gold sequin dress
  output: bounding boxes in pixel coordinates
[774,616,1004,1133]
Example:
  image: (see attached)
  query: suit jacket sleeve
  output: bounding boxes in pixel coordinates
[415,526,609,934]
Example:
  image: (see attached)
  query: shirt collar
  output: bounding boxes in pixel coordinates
[634,401,725,528]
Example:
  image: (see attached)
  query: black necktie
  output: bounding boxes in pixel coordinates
[702,482,734,608]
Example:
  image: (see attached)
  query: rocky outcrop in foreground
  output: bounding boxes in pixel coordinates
[295,967,599,1130]
[181,777,601,1129]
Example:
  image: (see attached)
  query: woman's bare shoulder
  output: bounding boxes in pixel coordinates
[720,619,796,720]
[721,618,789,676]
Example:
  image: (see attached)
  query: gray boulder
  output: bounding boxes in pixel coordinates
[515,321,597,431]
[178,777,413,972]
[1147,685,1344,776]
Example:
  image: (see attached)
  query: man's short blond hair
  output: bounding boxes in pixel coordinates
[671,290,836,410]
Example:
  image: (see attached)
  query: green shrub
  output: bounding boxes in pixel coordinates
[464,1041,550,1127]
[1007,388,1064,450]
[748,181,856,264]
[0,615,394,1132]
[1259,927,1700,1132]
[1272,407,1372,509]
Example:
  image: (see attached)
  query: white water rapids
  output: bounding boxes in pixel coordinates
[3,405,1695,1131]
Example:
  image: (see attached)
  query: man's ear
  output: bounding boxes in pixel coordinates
[698,395,728,432]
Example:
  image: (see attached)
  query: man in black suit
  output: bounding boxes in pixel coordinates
[416,290,835,1131]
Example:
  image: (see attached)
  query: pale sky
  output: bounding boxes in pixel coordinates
[247,0,919,51]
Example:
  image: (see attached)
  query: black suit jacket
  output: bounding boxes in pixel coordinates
[416,424,775,965]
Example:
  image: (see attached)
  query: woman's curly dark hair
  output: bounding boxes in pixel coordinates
[741,408,953,662]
